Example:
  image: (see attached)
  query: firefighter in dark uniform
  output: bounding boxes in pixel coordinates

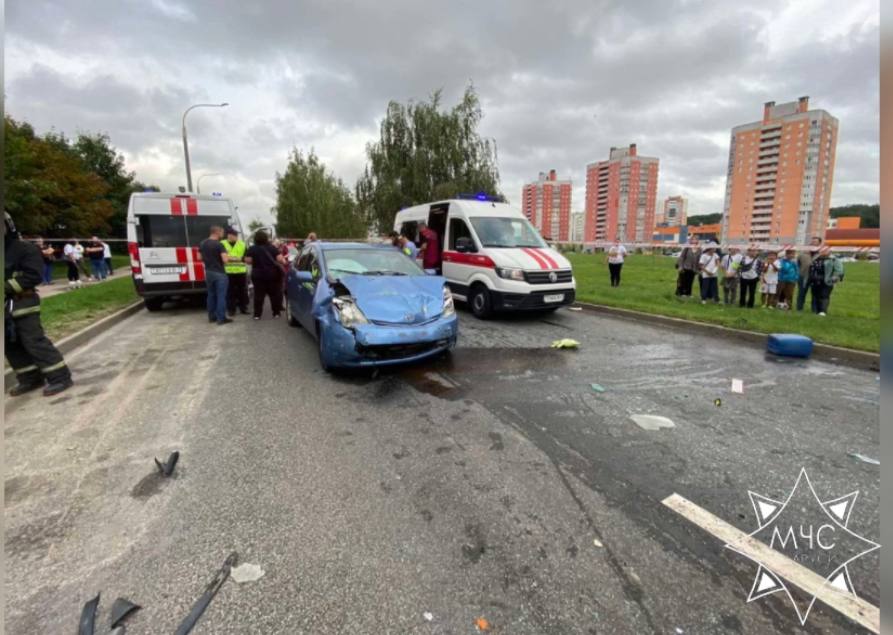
[4,212,74,396]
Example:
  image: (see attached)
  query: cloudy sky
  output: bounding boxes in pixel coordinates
[5,0,879,227]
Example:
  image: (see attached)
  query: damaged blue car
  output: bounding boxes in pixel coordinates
[285,242,459,371]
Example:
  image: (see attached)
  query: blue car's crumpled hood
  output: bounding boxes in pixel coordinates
[339,274,445,324]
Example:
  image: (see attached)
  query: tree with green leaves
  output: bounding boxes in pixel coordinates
[829,204,879,228]
[274,149,366,239]
[247,218,266,234]
[355,84,501,232]
[4,116,115,237]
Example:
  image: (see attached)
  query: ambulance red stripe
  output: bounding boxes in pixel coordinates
[192,247,206,281]
[442,251,495,268]
[521,247,548,269]
[534,248,559,269]
[186,198,198,215]
[175,247,190,281]
[170,198,183,215]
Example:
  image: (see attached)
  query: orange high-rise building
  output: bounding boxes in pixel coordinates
[660,196,688,226]
[721,97,838,244]
[521,169,572,241]
[584,144,659,242]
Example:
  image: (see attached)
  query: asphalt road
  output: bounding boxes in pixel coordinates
[4,302,879,634]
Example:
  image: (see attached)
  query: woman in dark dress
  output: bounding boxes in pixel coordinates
[245,231,286,320]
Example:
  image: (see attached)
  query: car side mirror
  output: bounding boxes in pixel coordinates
[295,270,314,283]
[455,237,475,253]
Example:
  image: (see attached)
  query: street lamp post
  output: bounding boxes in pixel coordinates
[197,173,223,195]
[181,102,229,192]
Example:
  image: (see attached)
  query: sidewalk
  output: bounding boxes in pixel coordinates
[38,269,130,299]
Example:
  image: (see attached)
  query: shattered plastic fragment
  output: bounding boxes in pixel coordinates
[568,306,583,311]
[590,383,606,393]
[550,338,580,349]
[109,597,141,628]
[154,451,180,477]
[78,593,100,635]
[230,563,265,583]
[174,551,238,635]
[630,414,675,430]
[714,398,722,407]
[848,452,879,465]
[731,379,744,393]
[592,538,603,548]
[423,612,434,622]
[475,617,492,631]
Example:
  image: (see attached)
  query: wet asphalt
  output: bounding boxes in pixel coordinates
[3,301,880,634]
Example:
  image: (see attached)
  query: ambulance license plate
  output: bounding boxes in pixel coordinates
[149,266,186,275]
[543,294,564,303]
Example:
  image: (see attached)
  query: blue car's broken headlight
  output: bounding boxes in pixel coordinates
[333,296,368,327]
[442,285,455,317]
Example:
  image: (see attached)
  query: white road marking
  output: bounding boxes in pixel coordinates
[662,493,879,634]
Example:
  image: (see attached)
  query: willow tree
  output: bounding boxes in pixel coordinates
[274,149,366,239]
[356,84,501,232]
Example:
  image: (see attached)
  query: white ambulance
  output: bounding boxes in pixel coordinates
[393,196,575,318]
[127,192,242,311]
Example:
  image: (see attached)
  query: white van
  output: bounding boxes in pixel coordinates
[126,192,242,311]
[394,197,575,318]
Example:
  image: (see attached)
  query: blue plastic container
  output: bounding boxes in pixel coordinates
[767,333,814,358]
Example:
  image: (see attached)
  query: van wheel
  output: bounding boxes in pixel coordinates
[286,301,301,328]
[144,297,165,312]
[469,285,493,319]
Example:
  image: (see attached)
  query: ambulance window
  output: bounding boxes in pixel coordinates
[400,221,418,243]
[137,215,186,247]
[185,216,232,245]
[449,218,474,250]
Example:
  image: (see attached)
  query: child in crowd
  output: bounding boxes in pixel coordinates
[760,252,779,308]
[776,249,799,310]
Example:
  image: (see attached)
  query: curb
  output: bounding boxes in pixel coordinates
[572,301,880,372]
[4,301,144,385]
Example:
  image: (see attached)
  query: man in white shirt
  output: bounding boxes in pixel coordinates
[606,239,628,287]
[62,240,82,287]
[102,241,113,275]
[738,247,762,308]
[720,246,742,305]
[698,243,720,304]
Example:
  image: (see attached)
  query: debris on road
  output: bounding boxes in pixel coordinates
[110,597,141,628]
[174,551,238,635]
[592,538,603,548]
[475,616,492,631]
[550,338,579,349]
[230,562,265,584]
[848,452,879,465]
[714,398,722,407]
[630,414,675,430]
[154,451,180,477]
[78,593,100,635]
[423,611,434,622]
[731,378,744,393]
[567,306,583,311]
[589,383,606,393]
[767,333,813,358]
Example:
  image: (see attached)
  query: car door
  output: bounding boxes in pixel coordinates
[442,216,476,298]
[295,247,320,330]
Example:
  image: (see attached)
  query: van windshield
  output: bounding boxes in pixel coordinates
[136,215,233,247]
[469,217,547,248]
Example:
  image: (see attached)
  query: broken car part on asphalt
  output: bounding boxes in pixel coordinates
[630,414,676,431]
[848,452,880,465]
[109,597,141,629]
[767,333,814,358]
[154,450,180,477]
[78,593,100,635]
[550,338,579,349]
[230,562,265,584]
[173,551,238,635]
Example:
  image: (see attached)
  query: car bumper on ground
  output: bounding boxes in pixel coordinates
[490,288,576,311]
[322,314,459,368]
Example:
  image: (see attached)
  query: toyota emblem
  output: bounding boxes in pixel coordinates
[548,271,557,283]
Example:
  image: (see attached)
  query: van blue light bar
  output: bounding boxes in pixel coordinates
[457,192,502,202]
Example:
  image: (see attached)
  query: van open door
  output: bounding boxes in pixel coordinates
[425,203,449,272]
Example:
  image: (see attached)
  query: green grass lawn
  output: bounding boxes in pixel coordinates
[40,275,139,340]
[566,252,880,352]
[49,255,130,280]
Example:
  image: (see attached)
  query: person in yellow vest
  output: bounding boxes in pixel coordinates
[222,227,249,316]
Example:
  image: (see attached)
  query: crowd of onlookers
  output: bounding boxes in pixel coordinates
[29,237,115,288]
[604,236,845,316]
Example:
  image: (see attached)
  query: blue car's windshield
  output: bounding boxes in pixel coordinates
[324,248,424,277]
[470,216,547,248]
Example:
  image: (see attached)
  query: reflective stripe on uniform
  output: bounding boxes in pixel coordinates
[40,361,67,373]
[11,305,40,318]
[14,364,39,375]
[8,278,23,293]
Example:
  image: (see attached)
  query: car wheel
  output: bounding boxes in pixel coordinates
[316,323,332,372]
[144,297,165,312]
[286,300,301,328]
[469,285,493,319]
